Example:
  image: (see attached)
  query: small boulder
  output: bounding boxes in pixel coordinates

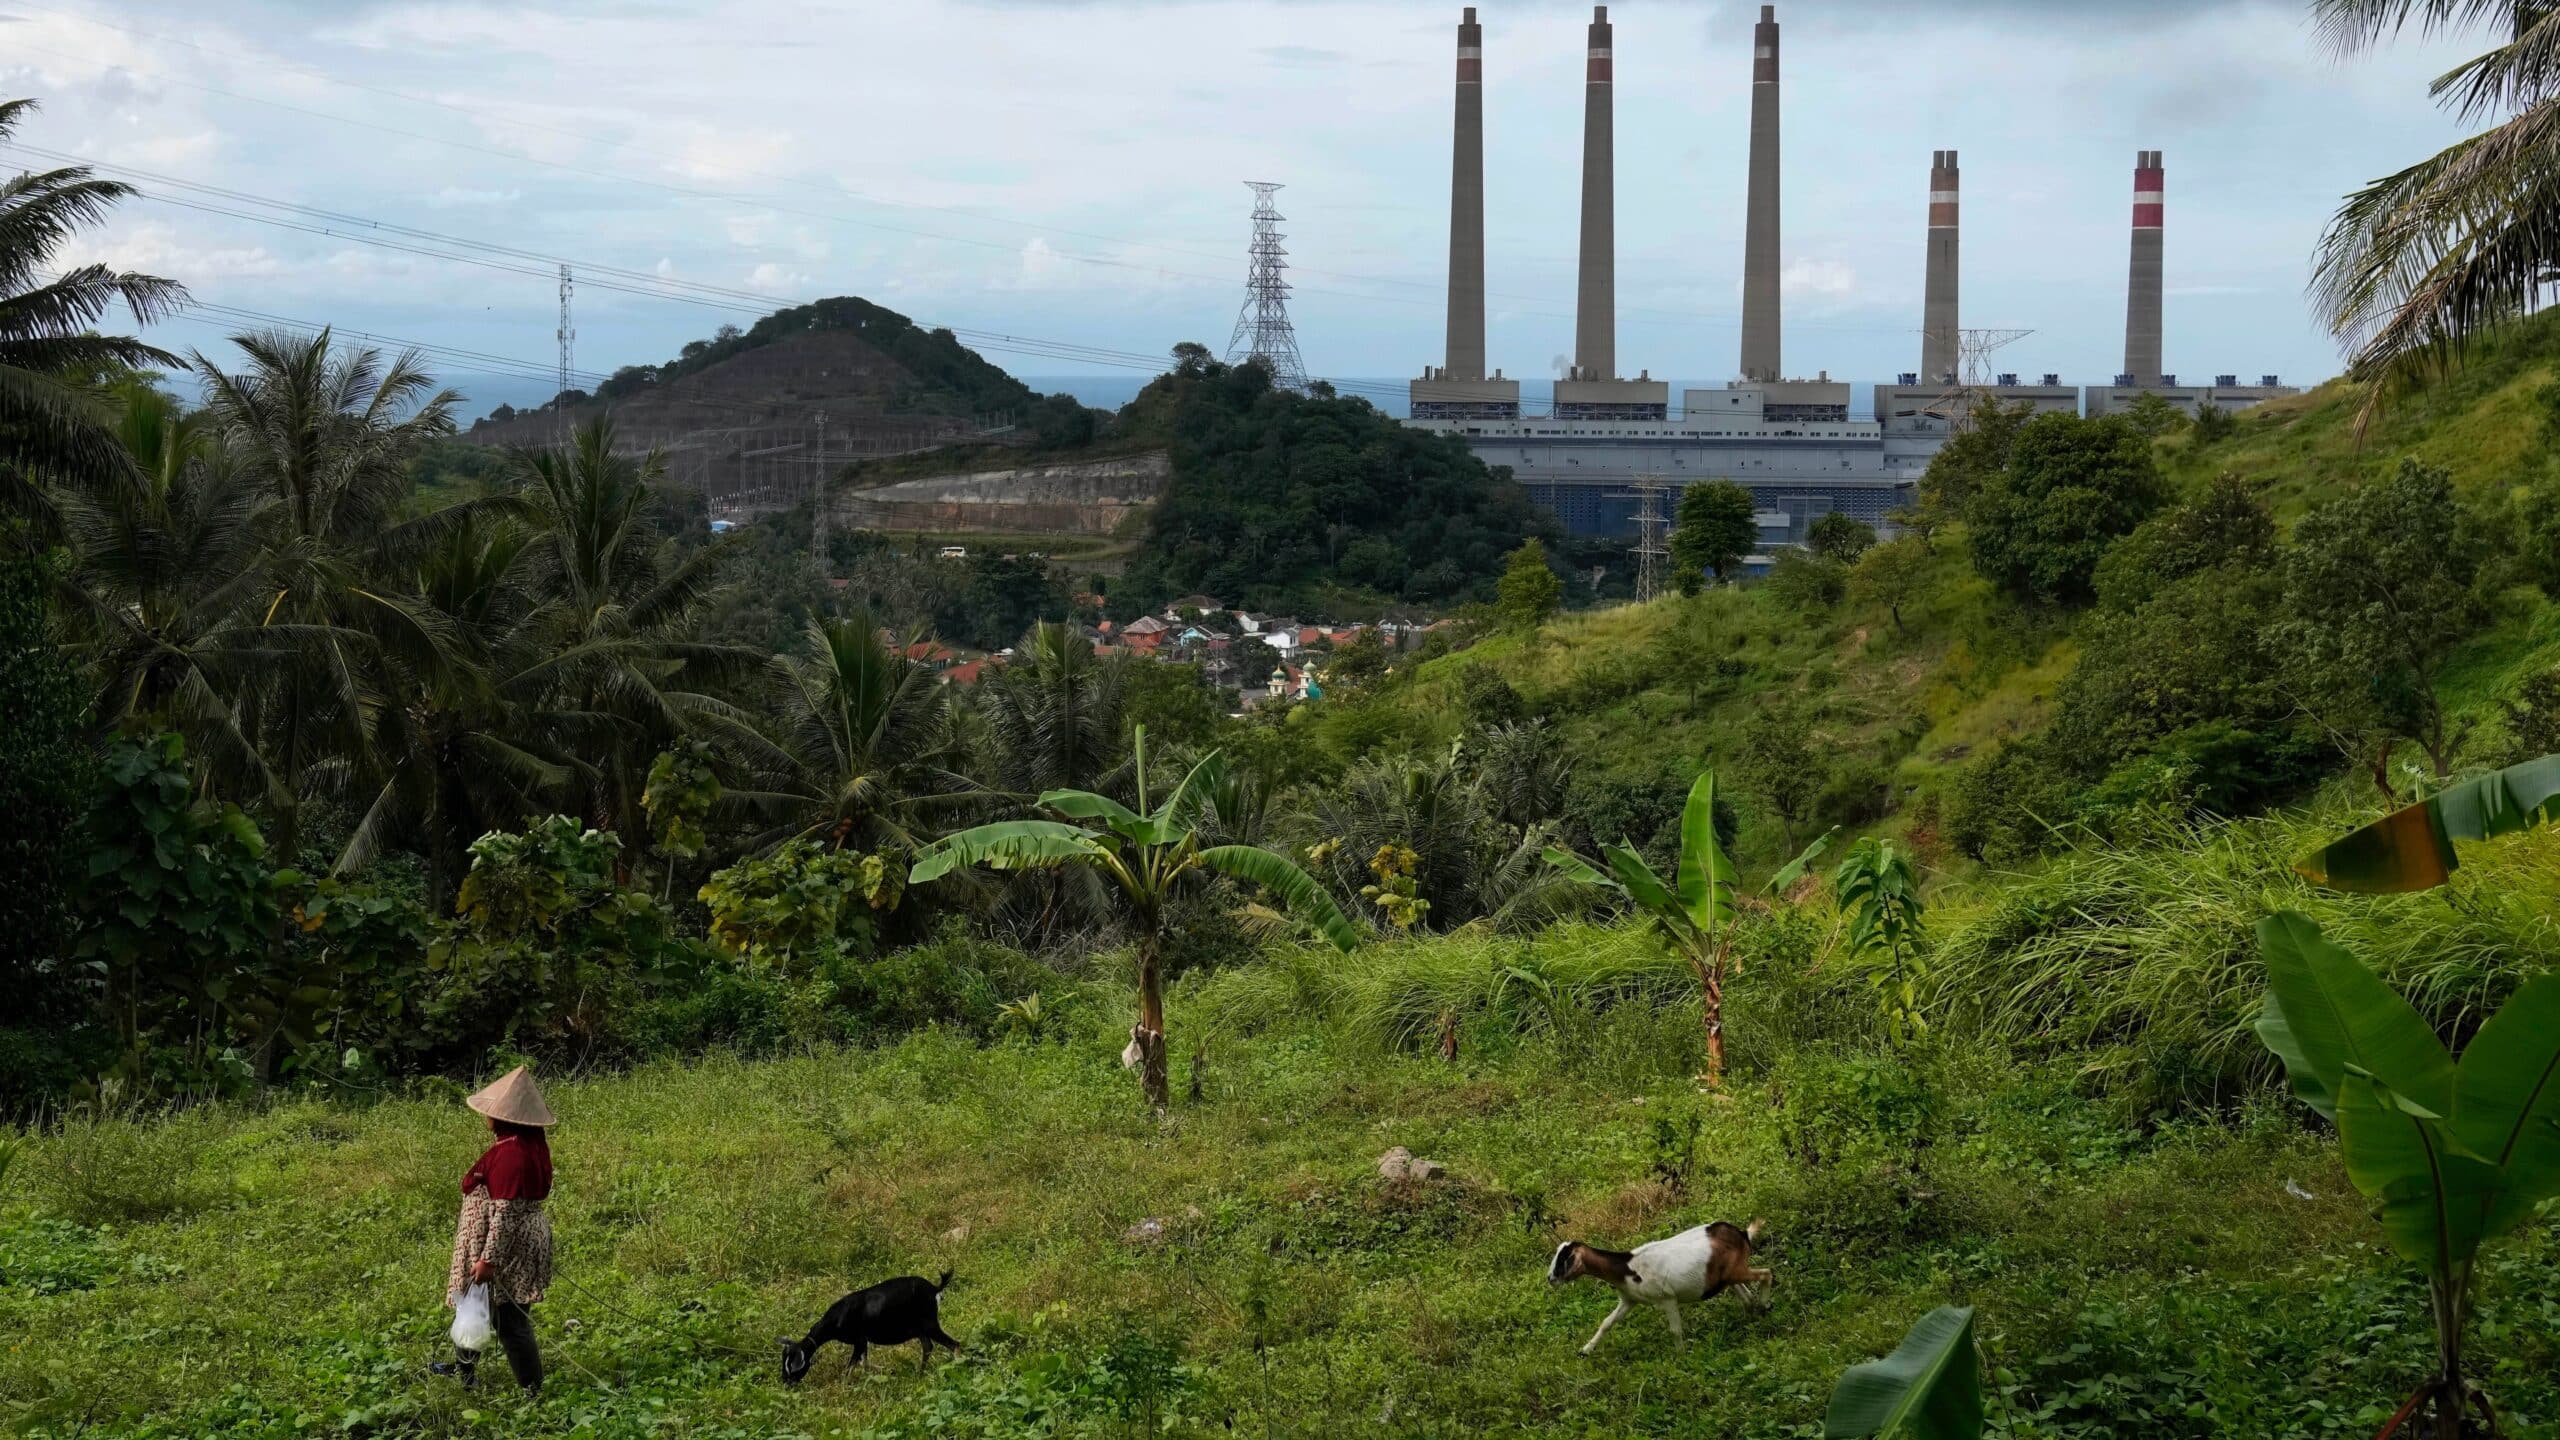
[1377,1147,1447,1182]
[1122,1217,1167,1247]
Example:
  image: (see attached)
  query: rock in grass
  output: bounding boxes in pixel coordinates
[1123,1217,1167,1246]
[1377,1147,1447,1182]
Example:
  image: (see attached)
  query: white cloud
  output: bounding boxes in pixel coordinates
[427,186,522,208]
[1780,258,1857,301]
[744,262,810,294]
[58,220,284,281]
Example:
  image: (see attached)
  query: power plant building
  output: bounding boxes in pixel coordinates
[1404,5,2300,541]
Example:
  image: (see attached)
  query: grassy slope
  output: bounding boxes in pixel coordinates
[1335,313,2560,872]
[11,950,2556,1440]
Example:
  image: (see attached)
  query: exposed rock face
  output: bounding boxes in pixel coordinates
[831,452,1170,536]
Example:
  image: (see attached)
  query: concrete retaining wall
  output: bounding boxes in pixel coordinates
[830,451,1170,535]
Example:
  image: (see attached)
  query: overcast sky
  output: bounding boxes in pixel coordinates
[5,0,2490,413]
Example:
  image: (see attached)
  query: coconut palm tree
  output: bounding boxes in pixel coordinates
[911,725,1358,1110]
[978,620,1129,797]
[338,514,582,899]
[731,612,981,853]
[2311,3,2560,422]
[191,328,461,859]
[0,98,184,508]
[48,382,283,805]
[501,416,744,833]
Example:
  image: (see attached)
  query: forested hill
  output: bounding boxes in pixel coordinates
[463,297,1051,450]
[1108,349,1557,618]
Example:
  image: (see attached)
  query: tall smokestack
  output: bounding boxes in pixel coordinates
[1921,149,1959,384]
[1739,4,1781,382]
[2124,149,2164,384]
[1444,8,1486,381]
[1573,5,1614,381]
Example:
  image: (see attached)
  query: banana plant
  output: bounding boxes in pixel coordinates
[2256,911,2560,1440]
[1823,1305,1984,1439]
[1543,770,1752,1084]
[911,726,1357,1109]
[2296,752,2560,892]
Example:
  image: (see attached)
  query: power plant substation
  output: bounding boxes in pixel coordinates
[1402,5,2299,545]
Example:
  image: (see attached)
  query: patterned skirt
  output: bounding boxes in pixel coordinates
[446,1189,554,1307]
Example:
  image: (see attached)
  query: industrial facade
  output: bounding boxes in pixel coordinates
[1404,6,2302,541]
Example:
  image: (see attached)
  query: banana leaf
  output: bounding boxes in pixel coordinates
[1198,844,1360,952]
[910,820,1098,883]
[2254,911,2454,1122]
[2448,973,2560,1240]
[1823,1305,1983,1439]
[1766,826,1841,896]
[1041,787,1148,843]
[2297,752,2560,892]
[1674,771,1737,931]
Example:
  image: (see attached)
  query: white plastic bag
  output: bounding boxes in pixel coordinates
[451,1283,495,1351]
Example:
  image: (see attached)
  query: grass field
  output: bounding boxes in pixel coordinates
[8,924,2557,1440]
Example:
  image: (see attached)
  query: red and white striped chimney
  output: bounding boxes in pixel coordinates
[2123,150,2164,385]
[1920,149,1958,385]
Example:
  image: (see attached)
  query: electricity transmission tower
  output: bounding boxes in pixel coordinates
[1924,327,2033,433]
[1226,181,1309,392]
[555,264,575,445]
[1606,475,1673,602]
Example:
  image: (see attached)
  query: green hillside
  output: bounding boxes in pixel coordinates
[1298,311,2560,875]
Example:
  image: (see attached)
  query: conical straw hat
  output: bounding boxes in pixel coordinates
[464,1065,556,1127]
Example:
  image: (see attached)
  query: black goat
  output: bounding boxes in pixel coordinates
[780,1272,960,1383]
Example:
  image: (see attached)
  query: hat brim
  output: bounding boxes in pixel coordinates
[465,1094,556,1127]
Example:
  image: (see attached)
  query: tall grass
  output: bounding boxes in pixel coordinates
[1926,806,2560,1111]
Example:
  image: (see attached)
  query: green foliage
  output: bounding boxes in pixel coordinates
[0,533,92,1109]
[1915,397,2030,522]
[2255,912,2560,1427]
[2191,401,2237,446]
[1832,838,1927,1044]
[1823,1306,1984,1439]
[1671,479,1757,590]
[1966,412,2168,606]
[1848,535,1932,632]
[700,840,903,972]
[1544,769,1745,1079]
[1737,708,1823,848]
[643,739,722,862]
[593,296,1037,417]
[428,816,695,1064]
[1805,511,1877,564]
[2275,457,2492,779]
[2091,471,2276,614]
[1494,537,1563,632]
[1118,353,1554,614]
[1765,548,1849,613]
[72,733,294,1093]
[2120,391,2187,439]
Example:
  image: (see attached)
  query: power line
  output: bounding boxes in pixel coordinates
[5,24,1917,338]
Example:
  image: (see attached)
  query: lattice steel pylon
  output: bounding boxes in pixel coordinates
[555,264,575,446]
[1924,327,2033,433]
[1606,474,1673,602]
[1225,182,1309,392]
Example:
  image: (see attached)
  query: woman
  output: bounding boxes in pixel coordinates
[433,1065,555,1395]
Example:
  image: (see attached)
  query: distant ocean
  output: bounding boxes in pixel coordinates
[1017,376,1888,422]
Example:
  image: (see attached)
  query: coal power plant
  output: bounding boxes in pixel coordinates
[1405,5,2299,544]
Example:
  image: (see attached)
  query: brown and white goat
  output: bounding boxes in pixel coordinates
[1547,1220,1768,1354]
